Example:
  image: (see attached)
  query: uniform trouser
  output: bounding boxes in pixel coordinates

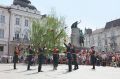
[53,63,58,70]
[13,55,18,69]
[74,61,79,70]
[38,63,42,72]
[14,63,16,69]
[27,62,30,70]
[68,59,72,71]
[27,55,32,70]
[92,62,95,69]
[91,56,96,69]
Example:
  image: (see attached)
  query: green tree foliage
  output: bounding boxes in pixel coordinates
[30,13,67,54]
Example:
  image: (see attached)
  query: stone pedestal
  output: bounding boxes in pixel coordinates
[71,28,80,47]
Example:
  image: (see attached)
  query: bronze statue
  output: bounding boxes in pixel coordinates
[71,20,81,28]
[79,30,84,46]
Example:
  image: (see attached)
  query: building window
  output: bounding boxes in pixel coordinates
[0,15,5,23]
[0,29,4,38]
[0,46,4,51]
[16,18,20,25]
[105,40,107,45]
[24,35,29,41]
[15,33,19,40]
[105,34,107,38]
[25,19,28,26]
[23,30,29,41]
[92,37,94,45]
[111,31,115,36]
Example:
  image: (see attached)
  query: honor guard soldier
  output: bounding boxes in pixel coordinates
[71,45,79,70]
[53,48,59,70]
[38,47,44,72]
[90,46,96,69]
[27,45,34,70]
[13,46,20,69]
[64,43,72,72]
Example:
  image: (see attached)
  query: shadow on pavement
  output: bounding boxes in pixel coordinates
[26,72,39,75]
[17,69,36,73]
[48,69,55,72]
[0,69,14,72]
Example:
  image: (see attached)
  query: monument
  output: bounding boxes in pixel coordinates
[71,21,85,50]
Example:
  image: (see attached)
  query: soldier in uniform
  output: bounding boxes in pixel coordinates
[53,48,59,70]
[38,47,44,72]
[27,45,34,70]
[64,43,72,72]
[13,46,20,69]
[90,46,96,69]
[71,45,79,70]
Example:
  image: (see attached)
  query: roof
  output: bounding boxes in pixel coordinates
[85,29,92,34]
[13,0,37,10]
[0,5,10,9]
[92,28,104,34]
[105,18,120,29]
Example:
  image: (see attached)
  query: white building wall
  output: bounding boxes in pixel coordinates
[0,4,42,56]
[85,26,120,52]
[0,7,10,56]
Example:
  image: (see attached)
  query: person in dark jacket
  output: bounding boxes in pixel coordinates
[27,45,34,70]
[13,46,20,69]
[38,47,44,72]
[53,48,59,70]
[64,43,72,72]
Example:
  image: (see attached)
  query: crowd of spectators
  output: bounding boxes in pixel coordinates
[0,50,120,68]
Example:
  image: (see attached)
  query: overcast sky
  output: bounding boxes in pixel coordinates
[0,0,120,35]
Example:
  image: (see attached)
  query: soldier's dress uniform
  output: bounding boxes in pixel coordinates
[38,48,44,72]
[53,48,59,70]
[64,43,73,72]
[13,47,20,69]
[38,53,44,72]
[90,48,96,69]
[72,53,79,70]
[27,48,34,70]
[67,52,72,72]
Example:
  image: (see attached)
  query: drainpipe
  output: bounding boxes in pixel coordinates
[8,8,11,62]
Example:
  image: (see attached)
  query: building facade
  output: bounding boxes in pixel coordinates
[0,0,42,57]
[84,19,120,52]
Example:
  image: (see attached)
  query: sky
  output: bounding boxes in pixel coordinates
[0,0,120,35]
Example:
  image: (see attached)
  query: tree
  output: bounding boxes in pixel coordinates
[30,12,67,54]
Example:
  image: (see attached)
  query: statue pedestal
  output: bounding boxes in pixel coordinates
[71,21,89,52]
[71,28,80,47]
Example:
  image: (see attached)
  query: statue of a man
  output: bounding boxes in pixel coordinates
[79,30,84,46]
[71,20,81,28]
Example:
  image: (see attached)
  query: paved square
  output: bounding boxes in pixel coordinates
[0,64,120,79]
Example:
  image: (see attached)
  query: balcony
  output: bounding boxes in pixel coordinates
[13,37,30,43]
